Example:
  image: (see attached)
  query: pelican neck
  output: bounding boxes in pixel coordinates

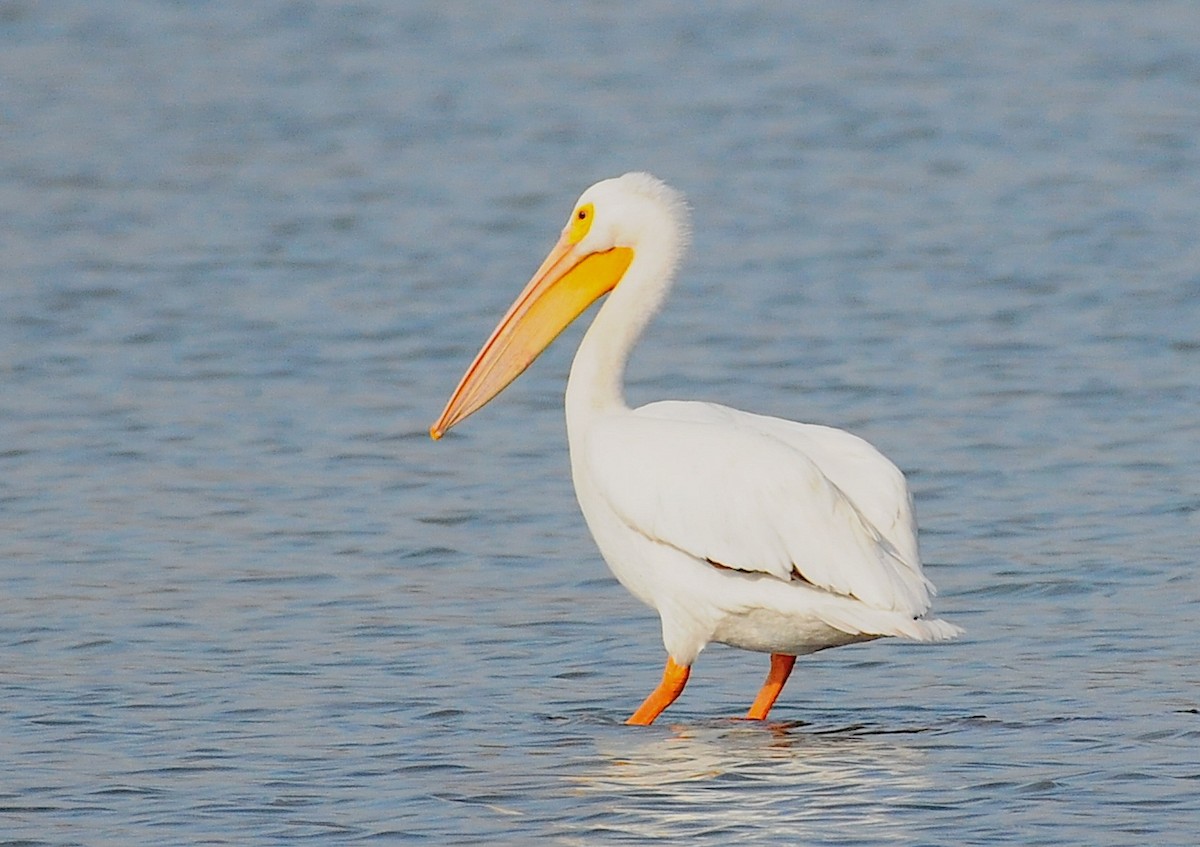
[565,229,682,425]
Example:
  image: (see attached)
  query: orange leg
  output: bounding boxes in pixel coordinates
[626,656,691,725]
[745,653,796,720]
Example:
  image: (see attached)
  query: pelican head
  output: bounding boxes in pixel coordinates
[431,173,688,439]
[570,172,690,256]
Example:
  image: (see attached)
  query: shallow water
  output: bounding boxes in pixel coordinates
[2,2,1199,844]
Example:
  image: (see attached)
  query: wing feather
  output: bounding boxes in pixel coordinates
[587,402,933,615]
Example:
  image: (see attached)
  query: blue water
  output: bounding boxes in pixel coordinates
[2,2,1199,844]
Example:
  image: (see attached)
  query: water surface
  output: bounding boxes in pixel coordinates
[2,2,1198,844]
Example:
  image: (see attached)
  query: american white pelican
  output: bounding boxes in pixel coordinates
[431,173,961,725]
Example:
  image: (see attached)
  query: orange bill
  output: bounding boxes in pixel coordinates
[431,236,633,439]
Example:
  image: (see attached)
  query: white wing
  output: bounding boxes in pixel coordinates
[647,401,923,567]
[586,400,933,615]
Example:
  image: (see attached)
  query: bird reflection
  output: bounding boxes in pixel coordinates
[566,718,936,842]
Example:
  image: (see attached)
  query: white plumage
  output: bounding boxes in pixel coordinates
[433,172,960,724]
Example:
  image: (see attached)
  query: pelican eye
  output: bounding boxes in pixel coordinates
[567,202,595,244]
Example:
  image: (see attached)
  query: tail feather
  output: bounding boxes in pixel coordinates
[814,601,963,642]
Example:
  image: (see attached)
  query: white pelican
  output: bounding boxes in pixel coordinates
[431,173,960,725]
